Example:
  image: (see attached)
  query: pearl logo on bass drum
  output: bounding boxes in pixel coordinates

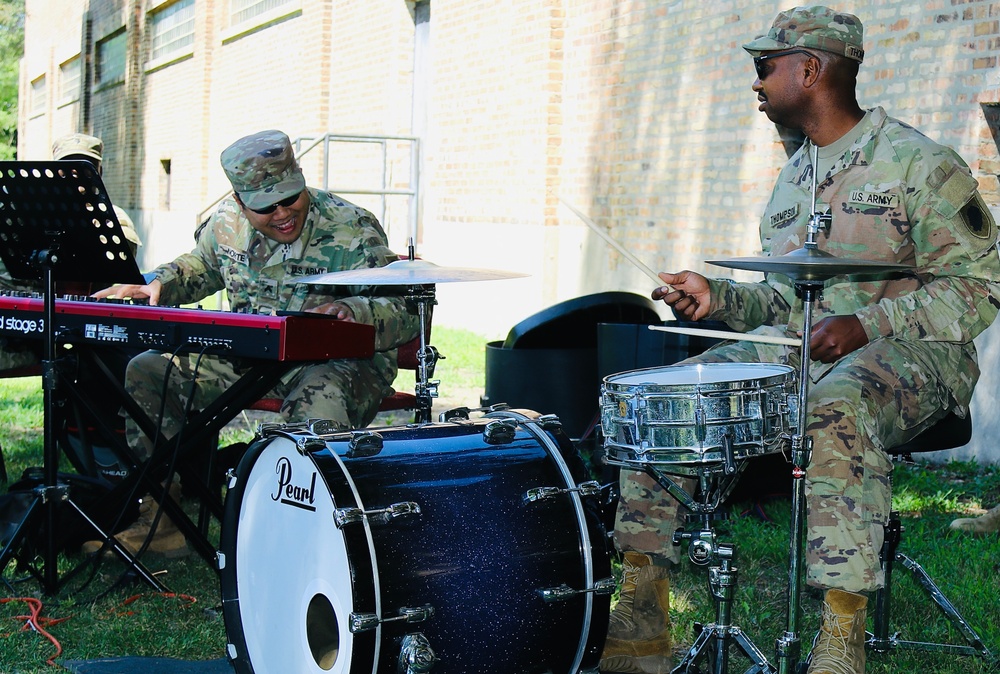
[271,456,317,512]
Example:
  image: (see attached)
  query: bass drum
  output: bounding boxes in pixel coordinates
[220,409,612,674]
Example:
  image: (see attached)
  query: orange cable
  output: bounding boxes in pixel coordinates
[0,597,68,667]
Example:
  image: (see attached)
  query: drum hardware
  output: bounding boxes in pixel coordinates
[399,633,437,674]
[703,145,919,674]
[291,434,327,454]
[348,430,384,457]
[539,576,617,603]
[350,605,437,633]
[483,417,518,443]
[599,351,799,672]
[523,480,602,504]
[334,501,423,528]
[220,410,612,673]
[297,239,528,424]
[672,533,775,673]
[633,439,780,673]
[601,362,798,472]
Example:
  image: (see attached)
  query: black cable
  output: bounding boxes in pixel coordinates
[128,345,213,561]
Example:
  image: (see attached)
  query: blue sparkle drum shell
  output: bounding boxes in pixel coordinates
[601,362,798,468]
[219,410,611,674]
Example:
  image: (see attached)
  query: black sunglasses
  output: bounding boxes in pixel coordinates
[247,191,302,215]
[753,49,815,80]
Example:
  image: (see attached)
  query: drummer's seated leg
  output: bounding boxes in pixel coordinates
[802,339,953,674]
[600,469,693,673]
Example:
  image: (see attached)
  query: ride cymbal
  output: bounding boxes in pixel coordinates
[296,258,529,285]
[709,247,913,282]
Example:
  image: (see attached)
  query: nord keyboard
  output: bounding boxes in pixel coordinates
[0,295,376,361]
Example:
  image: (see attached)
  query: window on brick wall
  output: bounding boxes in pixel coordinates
[151,0,195,62]
[59,56,81,105]
[96,30,127,87]
[30,75,46,117]
[159,159,172,210]
[231,0,293,26]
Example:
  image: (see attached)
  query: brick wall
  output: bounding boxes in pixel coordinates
[17,1,1000,463]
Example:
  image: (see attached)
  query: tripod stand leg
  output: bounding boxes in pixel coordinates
[0,483,168,593]
[64,498,169,592]
[891,552,995,660]
[0,492,44,581]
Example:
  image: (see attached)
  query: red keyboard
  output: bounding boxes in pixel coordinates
[0,295,375,361]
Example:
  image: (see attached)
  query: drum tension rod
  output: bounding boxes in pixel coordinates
[334,501,422,528]
[522,480,601,504]
[350,605,436,633]
[537,577,616,603]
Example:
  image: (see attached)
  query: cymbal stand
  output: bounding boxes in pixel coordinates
[776,150,828,674]
[774,280,817,674]
[403,283,442,423]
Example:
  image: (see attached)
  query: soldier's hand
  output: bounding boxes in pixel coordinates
[91,279,162,305]
[808,315,869,363]
[309,302,355,322]
[652,271,712,321]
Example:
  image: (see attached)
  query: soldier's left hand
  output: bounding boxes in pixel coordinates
[309,302,355,322]
[808,315,868,363]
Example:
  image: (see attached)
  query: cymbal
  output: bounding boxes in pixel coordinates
[709,247,913,282]
[295,258,529,285]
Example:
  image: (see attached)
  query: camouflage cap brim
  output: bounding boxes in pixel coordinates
[742,35,790,56]
[237,172,306,211]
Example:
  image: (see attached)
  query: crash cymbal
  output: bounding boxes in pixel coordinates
[295,258,529,285]
[709,247,913,282]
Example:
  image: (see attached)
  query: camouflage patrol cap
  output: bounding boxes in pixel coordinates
[743,6,864,63]
[220,129,306,211]
[52,133,104,162]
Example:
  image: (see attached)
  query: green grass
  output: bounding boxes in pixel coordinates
[1,329,999,673]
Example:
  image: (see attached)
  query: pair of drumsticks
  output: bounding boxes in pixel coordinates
[559,198,800,348]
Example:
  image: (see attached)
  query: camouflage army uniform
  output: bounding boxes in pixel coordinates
[125,188,419,459]
[617,107,1000,592]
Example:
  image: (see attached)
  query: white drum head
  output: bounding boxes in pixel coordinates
[228,436,360,674]
[607,362,791,387]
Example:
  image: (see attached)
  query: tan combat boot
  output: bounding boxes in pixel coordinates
[950,504,1000,534]
[81,482,190,558]
[599,551,672,674]
[806,589,868,674]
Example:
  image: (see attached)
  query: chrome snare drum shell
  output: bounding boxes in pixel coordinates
[600,362,798,468]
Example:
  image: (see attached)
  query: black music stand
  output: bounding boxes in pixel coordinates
[0,160,163,594]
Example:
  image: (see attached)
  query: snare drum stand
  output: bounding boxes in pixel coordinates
[648,441,777,674]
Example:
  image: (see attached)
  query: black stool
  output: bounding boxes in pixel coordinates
[867,411,996,663]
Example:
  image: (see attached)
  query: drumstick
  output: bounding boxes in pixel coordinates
[559,197,668,288]
[649,324,801,347]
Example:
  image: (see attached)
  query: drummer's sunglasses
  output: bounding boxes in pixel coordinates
[753,49,815,80]
[248,191,303,214]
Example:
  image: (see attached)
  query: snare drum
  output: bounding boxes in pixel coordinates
[601,362,797,468]
[219,410,611,674]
